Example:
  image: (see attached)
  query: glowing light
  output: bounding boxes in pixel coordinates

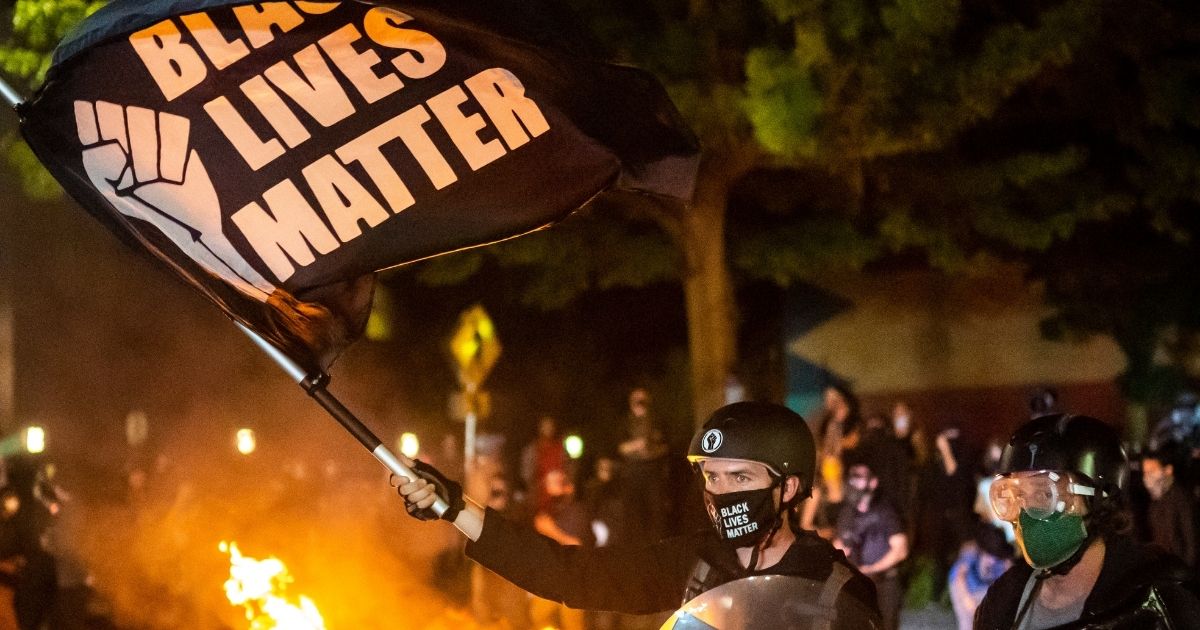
[399,433,420,459]
[220,541,325,630]
[564,434,583,459]
[236,429,257,455]
[25,426,45,454]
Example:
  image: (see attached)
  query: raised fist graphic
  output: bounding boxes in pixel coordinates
[74,100,275,302]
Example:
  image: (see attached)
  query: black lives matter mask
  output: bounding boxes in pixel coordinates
[703,483,781,548]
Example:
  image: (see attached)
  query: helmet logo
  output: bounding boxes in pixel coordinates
[701,429,723,453]
[1029,444,1039,468]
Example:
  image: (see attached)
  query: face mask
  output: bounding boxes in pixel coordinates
[844,475,872,506]
[704,485,779,548]
[1015,510,1087,570]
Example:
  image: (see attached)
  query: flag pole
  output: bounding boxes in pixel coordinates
[234,321,449,517]
[0,76,21,110]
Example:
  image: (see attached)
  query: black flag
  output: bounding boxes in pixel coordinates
[18,0,698,373]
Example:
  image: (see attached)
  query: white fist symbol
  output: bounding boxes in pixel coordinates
[74,100,275,301]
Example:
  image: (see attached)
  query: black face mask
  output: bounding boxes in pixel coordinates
[703,482,780,548]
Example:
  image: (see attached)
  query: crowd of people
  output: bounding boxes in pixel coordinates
[3,381,1199,629]
[403,382,1200,630]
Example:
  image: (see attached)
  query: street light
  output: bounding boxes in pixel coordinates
[399,432,420,459]
[24,426,45,454]
[564,434,583,460]
[0,425,47,457]
[236,428,257,455]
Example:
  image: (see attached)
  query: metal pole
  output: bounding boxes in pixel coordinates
[0,76,21,110]
[234,321,448,517]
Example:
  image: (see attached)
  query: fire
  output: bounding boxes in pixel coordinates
[220,541,326,630]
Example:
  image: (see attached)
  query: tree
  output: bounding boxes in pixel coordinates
[1,0,105,199]
[8,1,1200,430]
[424,0,1140,425]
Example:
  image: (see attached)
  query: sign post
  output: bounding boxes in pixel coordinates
[448,304,501,468]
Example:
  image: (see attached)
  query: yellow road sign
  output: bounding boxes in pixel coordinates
[450,304,501,387]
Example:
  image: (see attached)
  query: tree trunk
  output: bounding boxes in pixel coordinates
[0,186,13,433]
[677,168,737,428]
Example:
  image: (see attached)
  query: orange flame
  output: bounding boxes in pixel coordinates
[220,541,326,630]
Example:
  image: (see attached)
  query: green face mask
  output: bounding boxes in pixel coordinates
[1016,510,1087,570]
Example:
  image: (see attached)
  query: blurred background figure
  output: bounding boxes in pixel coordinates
[972,436,1015,545]
[530,469,590,630]
[1140,448,1196,568]
[1027,386,1060,419]
[850,412,910,517]
[616,388,669,541]
[581,456,625,630]
[807,382,860,537]
[918,424,977,600]
[948,524,1013,630]
[520,415,569,514]
[1149,392,1200,455]
[834,460,908,630]
[0,454,58,630]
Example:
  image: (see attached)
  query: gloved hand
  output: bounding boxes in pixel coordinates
[393,459,465,523]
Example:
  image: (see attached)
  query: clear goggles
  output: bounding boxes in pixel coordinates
[989,471,1097,522]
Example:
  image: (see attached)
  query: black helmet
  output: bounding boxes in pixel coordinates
[998,413,1129,496]
[687,402,816,497]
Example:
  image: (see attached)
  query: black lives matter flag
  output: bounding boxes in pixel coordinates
[19,0,698,374]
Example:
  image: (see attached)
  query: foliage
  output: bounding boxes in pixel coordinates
[7,0,1200,405]
[0,0,105,199]
[0,0,104,88]
[416,208,678,310]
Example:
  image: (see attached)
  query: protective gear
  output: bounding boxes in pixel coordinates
[993,414,1127,574]
[703,483,780,548]
[664,573,882,629]
[988,471,1096,522]
[996,414,1129,496]
[687,402,816,499]
[1015,511,1088,570]
[399,460,465,523]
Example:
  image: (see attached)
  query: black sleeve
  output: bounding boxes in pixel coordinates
[466,508,697,614]
[1159,580,1200,626]
[1177,491,1197,568]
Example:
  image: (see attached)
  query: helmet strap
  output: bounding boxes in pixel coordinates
[746,476,785,572]
[747,512,782,572]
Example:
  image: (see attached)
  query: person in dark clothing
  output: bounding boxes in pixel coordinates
[617,388,671,541]
[849,413,910,519]
[834,461,908,630]
[975,414,1200,629]
[919,424,977,596]
[1141,450,1197,567]
[393,402,882,625]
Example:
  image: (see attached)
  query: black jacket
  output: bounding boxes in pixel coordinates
[974,535,1200,629]
[466,508,879,616]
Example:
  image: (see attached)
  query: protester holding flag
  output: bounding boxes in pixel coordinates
[16,0,699,375]
[11,0,699,536]
[394,402,882,625]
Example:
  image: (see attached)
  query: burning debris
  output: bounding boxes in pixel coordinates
[220,541,325,630]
